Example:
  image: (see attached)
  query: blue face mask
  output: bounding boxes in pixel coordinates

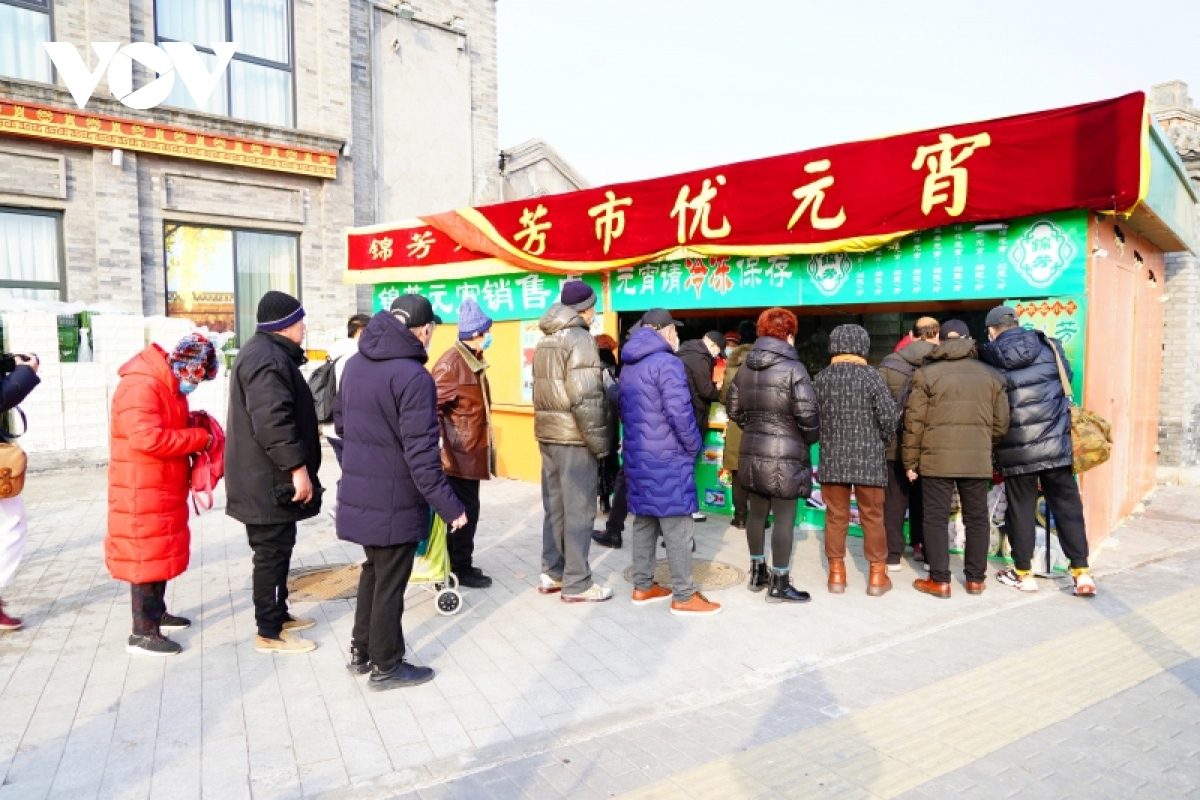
[482,332,493,350]
[179,381,198,395]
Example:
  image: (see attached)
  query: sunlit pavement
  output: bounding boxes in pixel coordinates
[1,457,1198,799]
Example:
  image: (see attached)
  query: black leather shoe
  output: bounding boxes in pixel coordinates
[747,561,769,592]
[766,572,812,604]
[347,646,370,675]
[457,568,492,589]
[368,660,434,691]
[592,530,622,549]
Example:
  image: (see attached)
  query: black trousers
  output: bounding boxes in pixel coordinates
[447,476,481,575]
[1004,467,1089,572]
[245,521,297,639]
[731,471,748,522]
[922,477,990,584]
[605,469,628,537]
[747,493,799,570]
[131,581,167,636]
[884,460,924,563]
[352,542,417,672]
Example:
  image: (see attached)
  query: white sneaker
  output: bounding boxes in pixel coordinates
[692,512,707,522]
[887,563,903,573]
[538,573,562,594]
[923,562,930,572]
[561,584,613,603]
[1073,572,1097,597]
[997,568,1038,593]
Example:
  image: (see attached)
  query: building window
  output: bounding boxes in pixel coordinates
[155,0,294,127]
[165,224,298,345]
[0,0,53,83]
[0,208,64,301]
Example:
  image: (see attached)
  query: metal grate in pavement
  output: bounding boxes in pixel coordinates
[287,564,361,601]
[622,559,745,591]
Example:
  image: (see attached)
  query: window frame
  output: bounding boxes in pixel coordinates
[0,206,67,301]
[154,0,296,127]
[0,0,57,85]
[162,221,302,345]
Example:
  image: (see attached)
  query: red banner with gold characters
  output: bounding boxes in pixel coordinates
[420,93,1148,274]
[344,220,515,284]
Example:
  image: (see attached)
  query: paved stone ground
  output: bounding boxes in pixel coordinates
[1,457,1198,799]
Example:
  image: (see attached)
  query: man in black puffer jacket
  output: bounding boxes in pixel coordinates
[980,306,1095,598]
[676,331,724,522]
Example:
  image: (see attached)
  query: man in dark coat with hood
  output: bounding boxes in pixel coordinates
[980,306,1095,597]
[879,317,939,568]
[903,320,1009,599]
[677,330,724,522]
[335,295,467,690]
[226,291,323,654]
[620,310,719,616]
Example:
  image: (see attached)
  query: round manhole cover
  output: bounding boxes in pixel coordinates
[288,564,361,601]
[622,559,744,591]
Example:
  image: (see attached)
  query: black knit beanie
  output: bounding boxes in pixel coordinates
[257,290,305,332]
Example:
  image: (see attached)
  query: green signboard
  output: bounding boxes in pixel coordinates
[372,273,604,322]
[610,211,1088,311]
[1008,295,1087,399]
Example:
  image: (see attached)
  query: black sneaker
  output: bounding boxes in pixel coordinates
[592,530,622,549]
[457,568,493,589]
[160,612,191,631]
[347,645,370,675]
[127,634,182,657]
[368,660,434,691]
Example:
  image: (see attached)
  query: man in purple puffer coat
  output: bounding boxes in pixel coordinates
[619,309,720,617]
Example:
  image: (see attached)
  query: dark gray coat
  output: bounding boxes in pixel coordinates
[727,337,820,499]
[979,327,1073,476]
[225,332,323,525]
[813,327,898,487]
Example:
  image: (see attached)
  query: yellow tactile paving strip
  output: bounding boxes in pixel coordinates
[620,588,1200,799]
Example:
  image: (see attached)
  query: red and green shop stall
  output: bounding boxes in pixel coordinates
[345,92,1196,551]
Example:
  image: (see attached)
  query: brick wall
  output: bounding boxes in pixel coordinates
[1159,206,1200,468]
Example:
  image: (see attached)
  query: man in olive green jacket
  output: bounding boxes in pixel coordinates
[719,321,757,528]
[532,281,613,603]
[902,320,1009,599]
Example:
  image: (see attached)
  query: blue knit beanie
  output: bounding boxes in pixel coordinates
[457,298,493,340]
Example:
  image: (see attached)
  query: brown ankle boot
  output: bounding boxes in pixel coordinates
[827,558,847,594]
[866,563,892,597]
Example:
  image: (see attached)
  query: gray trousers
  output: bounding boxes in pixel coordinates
[540,443,599,596]
[631,515,696,603]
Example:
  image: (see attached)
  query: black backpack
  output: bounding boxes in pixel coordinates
[880,353,915,428]
[308,357,341,423]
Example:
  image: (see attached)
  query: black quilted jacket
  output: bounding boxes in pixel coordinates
[979,327,1073,477]
[727,337,820,499]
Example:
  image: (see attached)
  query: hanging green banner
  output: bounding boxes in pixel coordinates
[371,273,605,322]
[609,211,1087,311]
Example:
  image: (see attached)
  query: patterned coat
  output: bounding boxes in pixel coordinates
[812,326,899,487]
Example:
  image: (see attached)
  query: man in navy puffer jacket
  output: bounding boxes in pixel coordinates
[980,305,1095,598]
[619,309,720,617]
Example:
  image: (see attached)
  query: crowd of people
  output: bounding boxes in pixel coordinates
[0,281,1097,691]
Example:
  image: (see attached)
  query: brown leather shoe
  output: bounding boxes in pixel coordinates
[670,591,722,617]
[866,563,892,597]
[631,583,672,606]
[966,580,985,595]
[913,577,951,599]
[827,558,847,594]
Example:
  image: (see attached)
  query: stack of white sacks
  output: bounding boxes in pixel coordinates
[2,311,235,456]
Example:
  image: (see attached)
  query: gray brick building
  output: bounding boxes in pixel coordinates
[1151,81,1200,483]
[0,0,504,349]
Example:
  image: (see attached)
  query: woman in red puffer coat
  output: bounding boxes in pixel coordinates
[107,334,218,657]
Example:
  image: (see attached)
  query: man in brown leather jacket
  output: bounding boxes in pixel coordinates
[432,298,496,590]
[532,281,613,603]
